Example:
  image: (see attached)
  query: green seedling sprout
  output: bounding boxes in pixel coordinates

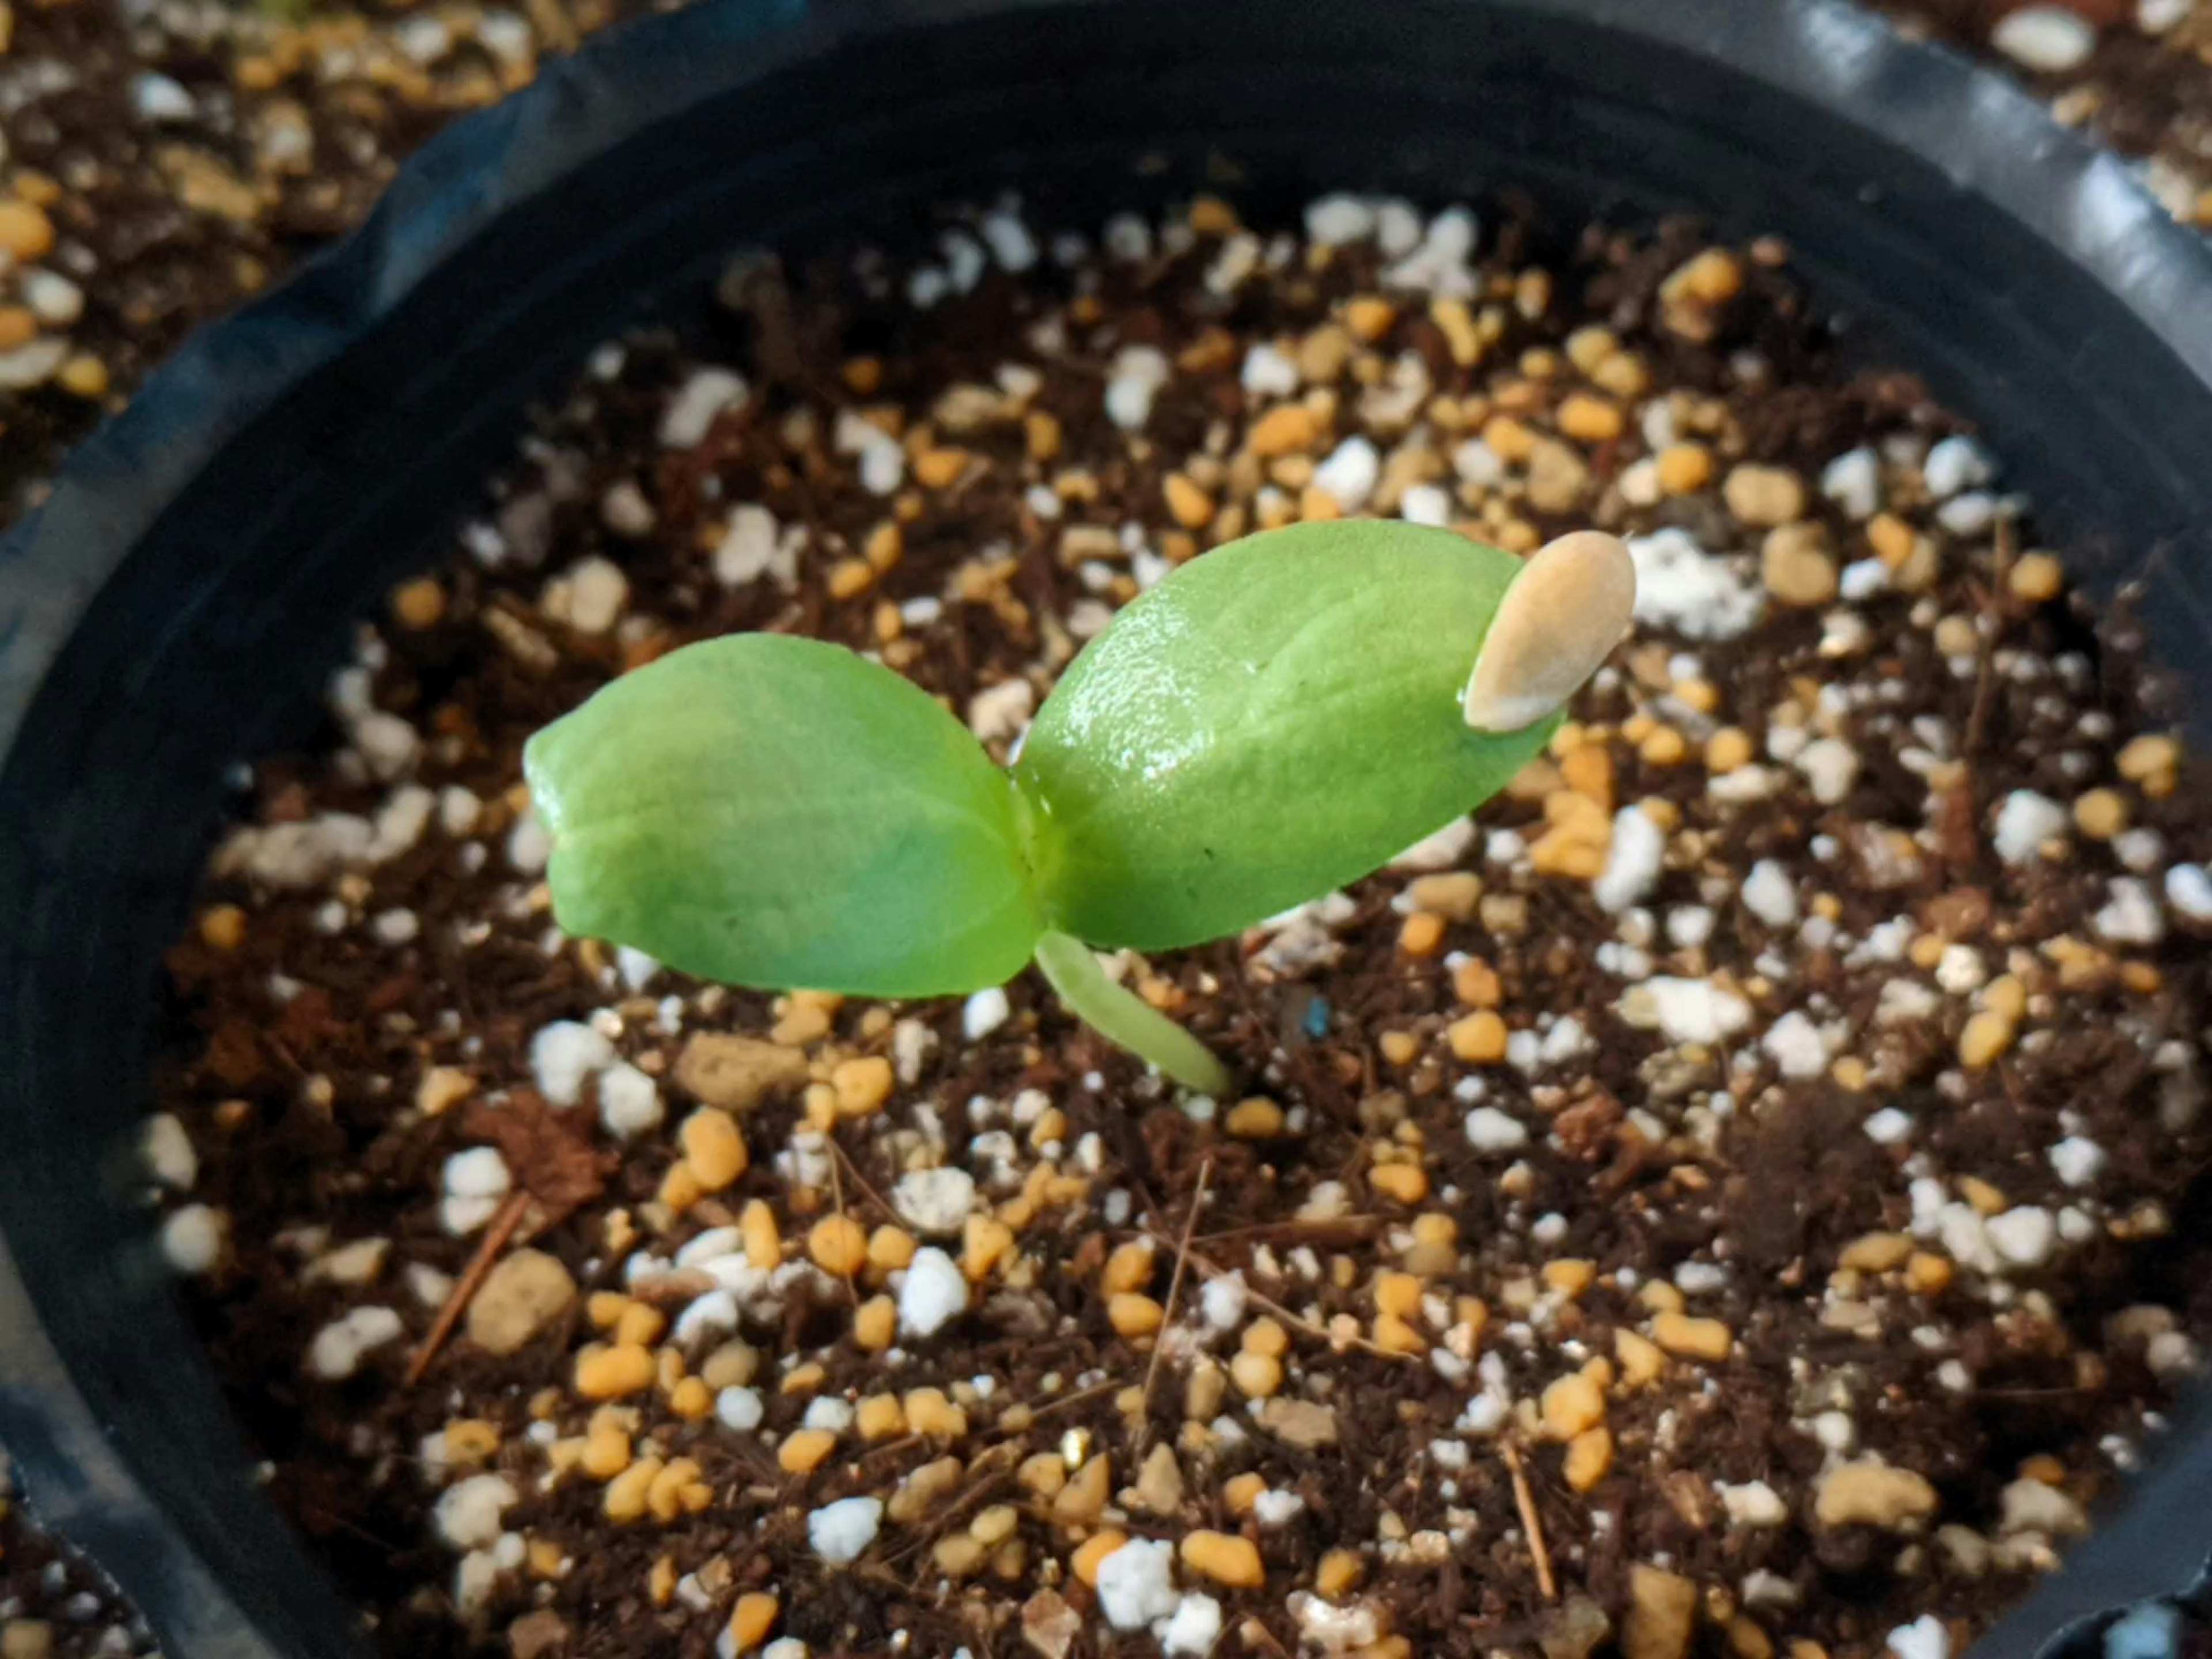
[524,522,1635,1094]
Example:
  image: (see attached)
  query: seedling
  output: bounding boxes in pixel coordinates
[524,522,1634,1093]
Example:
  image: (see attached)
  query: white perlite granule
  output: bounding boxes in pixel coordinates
[806,1496,881,1564]
[897,1247,971,1336]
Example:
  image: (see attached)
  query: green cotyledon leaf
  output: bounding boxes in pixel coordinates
[524,634,1043,998]
[1012,520,1557,952]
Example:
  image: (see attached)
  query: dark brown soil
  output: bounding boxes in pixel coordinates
[143,195,2212,1659]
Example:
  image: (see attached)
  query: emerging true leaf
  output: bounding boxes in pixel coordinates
[524,634,1043,997]
[1013,521,1560,951]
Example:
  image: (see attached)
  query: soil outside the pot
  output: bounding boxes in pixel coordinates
[1889,0,2212,226]
[138,191,2212,1659]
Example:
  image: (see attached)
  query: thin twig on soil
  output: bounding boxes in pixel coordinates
[1194,1216,1384,1248]
[825,1137,859,1308]
[1006,1379,1120,1430]
[1135,1225,1418,1363]
[826,1133,897,1225]
[1502,1440,1558,1603]
[1136,1156,1213,1446]
[406,1189,528,1384]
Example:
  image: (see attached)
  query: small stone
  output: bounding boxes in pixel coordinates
[468,1249,575,1355]
[1888,1615,1950,1659]
[1541,1372,1607,1438]
[1260,1398,1339,1446]
[1180,1529,1265,1588]
[1656,444,1714,494]
[1134,1442,1184,1513]
[435,1472,518,1549]
[1993,6,2097,73]
[1226,1096,1287,1137]
[1450,1011,1510,1064]
[1620,977,1752,1046]
[1250,403,1319,457]
[1313,436,1380,512]
[307,1305,404,1380]
[1724,464,1807,527]
[1558,392,1624,442]
[1540,1598,1614,1659]
[2118,734,2181,785]
[673,1033,808,1111]
[962,987,1012,1041]
[0,199,56,262]
[1741,859,1798,927]
[884,1455,962,1525]
[55,352,107,401]
[661,368,749,447]
[1760,523,1838,605]
[2096,876,2165,945]
[1021,1590,1082,1659]
[1797,738,1860,806]
[1565,1426,1614,1490]
[1651,1312,1732,1361]
[1230,1350,1283,1398]
[778,1429,838,1475]
[1999,1476,2089,1538]
[161,1203,226,1274]
[1958,1010,2016,1071]
[1923,435,1996,498]
[558,558,627,633]
[1816,1460,1940,1531]
[1344,296,1397,341]
[1369,1161,1429,1204]
[0,336,69,391]
[1052,1453,1112,1526]
[2073,789,2128,841]
[1623,1565,1699,1659]
[679,1108,748,1191]
[1821,448,1881,518]
[807,1215,869,1277]
[2009,552,2065,603]
[574,1343,655,1401]
[728,1594,779,1653]
[1720,1480,1789,1528]
[142,1112,199,1189]
[1615,1328,1665,1388]
[1986,1207,2055,1269]
[1839,1233,1912,1274]
[1108,1293,1165,1338]
[968,677,1035,744]
[2048,1136,2106,1188]
[508,1611,569,1659]
[1526,438,1591,513]
[1464,1104,1529,1151]
[131,71,196,121]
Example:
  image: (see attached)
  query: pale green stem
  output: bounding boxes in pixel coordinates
[1032,930,1234,1097]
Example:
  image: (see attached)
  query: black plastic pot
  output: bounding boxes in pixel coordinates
[3,0,2211,1654]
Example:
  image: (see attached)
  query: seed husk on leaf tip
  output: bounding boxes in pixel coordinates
[1463,530,1637,733]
